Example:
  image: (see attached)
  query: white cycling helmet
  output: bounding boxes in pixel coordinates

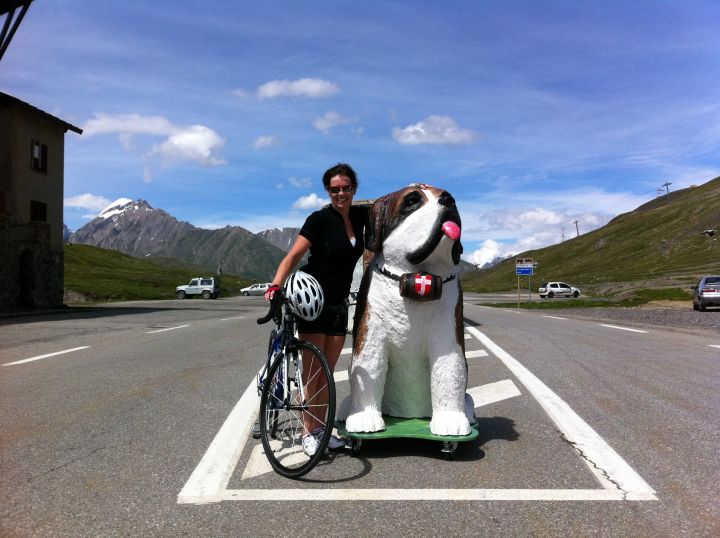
[284,271,324,321]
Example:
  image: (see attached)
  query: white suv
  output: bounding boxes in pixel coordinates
[539,281,581,299]
[176,277,219,299]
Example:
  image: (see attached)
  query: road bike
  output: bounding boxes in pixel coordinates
[253,290,336,478]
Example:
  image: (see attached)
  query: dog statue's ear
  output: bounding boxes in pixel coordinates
[365,191,398,252]
[365,201,384,252]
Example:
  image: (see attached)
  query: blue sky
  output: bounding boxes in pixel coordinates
[4,0,719,265]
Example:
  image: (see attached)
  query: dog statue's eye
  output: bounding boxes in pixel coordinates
[400,191,424,215]
[439,192,456,207]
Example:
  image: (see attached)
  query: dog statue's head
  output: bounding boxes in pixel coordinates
[366,183,463,271]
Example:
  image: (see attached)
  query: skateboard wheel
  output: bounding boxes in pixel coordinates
[441,441,458,460]
[351,438,362,456]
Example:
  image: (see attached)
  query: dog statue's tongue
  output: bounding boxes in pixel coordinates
[442,221,461,241]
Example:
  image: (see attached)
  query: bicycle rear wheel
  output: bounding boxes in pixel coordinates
[259,341,335,479]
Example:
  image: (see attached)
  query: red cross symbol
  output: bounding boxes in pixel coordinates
[415,274,432,296]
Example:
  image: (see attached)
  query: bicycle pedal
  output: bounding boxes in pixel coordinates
[251,422,261,439]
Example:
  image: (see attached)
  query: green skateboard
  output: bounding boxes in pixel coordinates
[335,416,479,460]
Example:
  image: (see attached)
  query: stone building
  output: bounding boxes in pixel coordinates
[0,91,82,310]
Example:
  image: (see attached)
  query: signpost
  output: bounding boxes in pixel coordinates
[515,258,534,308]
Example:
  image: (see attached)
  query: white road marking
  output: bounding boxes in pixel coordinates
[599,324,647,334]
[334,370,349,383]
[179,328,656,504]
[220,316,246,321]
[468,379,521,407]
[464,333,472,339]
[466,349,489,358]
[465,324,656,500]
[146,324,190,334]
[220,488,655,502]
[542,315,568,320]
[709,345,720,349]
[341,347,352,355]
[2,346,90,366]
[178,367,261,504]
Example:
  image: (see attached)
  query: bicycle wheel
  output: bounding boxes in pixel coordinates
[265,330,280,438]
[259,340,335,479]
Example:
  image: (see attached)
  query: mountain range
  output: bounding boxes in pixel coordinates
[69,199,289,281]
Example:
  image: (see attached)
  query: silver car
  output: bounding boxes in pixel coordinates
[240,283,271,296]
[539,281,581,299]
[692,275,720,311]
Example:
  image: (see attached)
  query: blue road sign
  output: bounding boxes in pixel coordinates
[516,267,533,275]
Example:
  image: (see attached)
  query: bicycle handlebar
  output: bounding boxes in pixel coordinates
[256,292,284,324]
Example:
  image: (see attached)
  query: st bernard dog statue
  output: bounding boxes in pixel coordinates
[339,184,475,436]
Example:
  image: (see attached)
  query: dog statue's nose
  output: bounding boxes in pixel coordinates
[442,221,461,241]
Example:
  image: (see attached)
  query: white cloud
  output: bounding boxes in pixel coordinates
[288,176,312,188]
[253,135,278,149]
[231,88,252,99]
[292,193,326,210]
[81,113,227,170]
[148,125,227,166]
[313,111,353,133]
[64,193,113,212]
[82,113,176,136]
[393,115,476,145]
[257,77,339,99]
[465,239,510,267]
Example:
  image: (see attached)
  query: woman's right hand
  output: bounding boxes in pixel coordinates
[264,285,282,302]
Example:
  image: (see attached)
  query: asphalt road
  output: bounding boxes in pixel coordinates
[1,295,719,537]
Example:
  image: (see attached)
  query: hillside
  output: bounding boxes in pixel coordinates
[64,244,253,302]
[461,176,720,294]
[70,199,286,280]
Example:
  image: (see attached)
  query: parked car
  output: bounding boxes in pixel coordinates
[539,281,581,299]
[692,275,720,311]
[176,277,219,299]
[241,282,271,296]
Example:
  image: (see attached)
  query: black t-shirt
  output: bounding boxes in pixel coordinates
[299,204,368,304]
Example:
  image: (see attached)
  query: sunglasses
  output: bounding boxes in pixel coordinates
[327,185,355,194]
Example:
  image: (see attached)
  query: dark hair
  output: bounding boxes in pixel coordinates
[322,163,358,189]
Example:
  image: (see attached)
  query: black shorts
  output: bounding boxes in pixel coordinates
[296,301,348,336]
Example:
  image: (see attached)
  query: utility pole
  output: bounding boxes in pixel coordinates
[573,220,580,237]
[660,182,672,196]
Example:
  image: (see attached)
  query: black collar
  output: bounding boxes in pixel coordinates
[373,263,457,284]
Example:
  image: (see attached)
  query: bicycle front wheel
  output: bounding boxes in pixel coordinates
[259,341,335,479]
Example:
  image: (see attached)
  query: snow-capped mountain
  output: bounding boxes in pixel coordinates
[98,197,135,219]
[257,227,300,252]
[69,198,285,280]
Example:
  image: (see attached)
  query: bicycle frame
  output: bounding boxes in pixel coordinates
[256,301,309,412]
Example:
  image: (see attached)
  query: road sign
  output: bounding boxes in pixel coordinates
[515,258,534,275]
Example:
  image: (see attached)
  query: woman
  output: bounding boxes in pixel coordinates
[266,163,368,456]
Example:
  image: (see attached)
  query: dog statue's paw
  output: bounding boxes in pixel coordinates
[430,411,471,436]
[345,409,385,433]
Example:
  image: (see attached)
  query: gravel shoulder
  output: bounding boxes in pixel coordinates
[548,303,720,334]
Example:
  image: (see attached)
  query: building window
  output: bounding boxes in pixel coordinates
[30,200,47,222]
[31,140,48,172]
